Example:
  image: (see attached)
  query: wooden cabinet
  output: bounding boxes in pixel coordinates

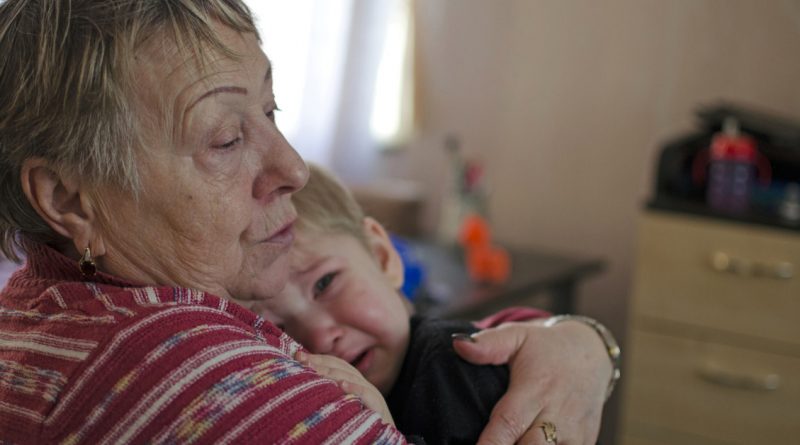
[619,211,800,445]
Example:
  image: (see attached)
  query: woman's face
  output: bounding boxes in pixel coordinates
[95,23,308,301]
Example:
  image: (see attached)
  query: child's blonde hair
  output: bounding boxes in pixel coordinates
[297,164,413,311]
[293,163,369,246]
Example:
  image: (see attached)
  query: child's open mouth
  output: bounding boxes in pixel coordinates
[350,348,374,374]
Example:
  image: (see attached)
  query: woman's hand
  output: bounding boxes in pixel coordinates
[295,351,395,426]
[453,319,612,445]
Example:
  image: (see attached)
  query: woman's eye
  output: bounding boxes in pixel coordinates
[266,105,281,122]
[313,272,337,297]
[211,122,243,150]
[215,137,242,149]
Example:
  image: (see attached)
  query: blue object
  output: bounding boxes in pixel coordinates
[390,235,426,301]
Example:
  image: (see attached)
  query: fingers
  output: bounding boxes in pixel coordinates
[520,422,547,445]
[295,351,360,383]
[459,320,609,444]
[452,323,527,365]
[520,416,573,445]
[476,386,543,445]
[521,415,596,445]
[462,324,543,445]
[296,350,348,370]
[295,351,395,425]
[338,380,395,426]
[476,408,531,445]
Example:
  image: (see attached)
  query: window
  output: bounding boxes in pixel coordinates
[370,0,415,147]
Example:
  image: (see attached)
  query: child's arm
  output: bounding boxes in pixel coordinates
[386,318,508,444]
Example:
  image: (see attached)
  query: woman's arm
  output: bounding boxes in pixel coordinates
[49,303,407,444]
[453,317,617,445]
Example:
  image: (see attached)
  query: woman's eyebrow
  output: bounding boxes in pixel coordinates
[186,64,271,112]
[186,85,248,113]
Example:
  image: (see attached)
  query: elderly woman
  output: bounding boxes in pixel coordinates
[0,1,615,444]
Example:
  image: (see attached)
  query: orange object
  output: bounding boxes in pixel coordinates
[466,244,511,284]
[459,213,491,249]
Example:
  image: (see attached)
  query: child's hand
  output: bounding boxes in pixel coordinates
[295,351,395,426]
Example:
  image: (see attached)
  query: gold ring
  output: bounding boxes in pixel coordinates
[540,421,557,444]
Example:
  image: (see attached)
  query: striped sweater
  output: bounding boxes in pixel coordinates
[0,243,406,444]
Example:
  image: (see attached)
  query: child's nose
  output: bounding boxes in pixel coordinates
[304,315,344,355]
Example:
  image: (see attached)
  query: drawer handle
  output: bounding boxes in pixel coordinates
[696,361,781,392]
[710,252,794,280]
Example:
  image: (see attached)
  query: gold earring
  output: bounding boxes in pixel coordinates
[79,247,96,277]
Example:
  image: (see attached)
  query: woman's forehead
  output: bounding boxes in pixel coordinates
[133,25,268,116]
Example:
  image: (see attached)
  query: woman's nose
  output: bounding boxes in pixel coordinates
[252,131,309,202]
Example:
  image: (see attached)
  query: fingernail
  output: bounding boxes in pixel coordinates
[451,332,476,343]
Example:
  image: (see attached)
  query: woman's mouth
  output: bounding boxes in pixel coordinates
[264,220,295,246]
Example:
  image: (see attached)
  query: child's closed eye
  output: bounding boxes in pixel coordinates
[313,272,338,297]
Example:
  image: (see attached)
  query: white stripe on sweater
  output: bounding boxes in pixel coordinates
[45,286,68,309]
[45,306,239,427]
[149,358,299,443]
[144,287,159,304]
[103,342,285,445]
[323,409,383,445]
[70,324,254,443]
[0,308,115,325]
[217,378,331,444]
[0,399,44,423]
[0,332,95,361]
[86,283,134,317]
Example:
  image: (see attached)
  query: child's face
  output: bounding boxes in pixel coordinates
[262,218,410,394]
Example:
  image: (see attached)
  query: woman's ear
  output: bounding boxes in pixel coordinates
[20,158,106,258]
[363,217,405,290]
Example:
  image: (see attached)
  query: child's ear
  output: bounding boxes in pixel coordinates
[363,217,405,290]
[20,158,107,258]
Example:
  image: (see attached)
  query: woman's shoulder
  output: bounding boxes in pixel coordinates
[45,284,400,443]
[42,281,297,352]
[0,281,388,443]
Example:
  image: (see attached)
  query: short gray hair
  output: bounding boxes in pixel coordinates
[0,0,258,261]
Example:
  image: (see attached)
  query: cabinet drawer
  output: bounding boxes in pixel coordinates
[621,330,800,444]
[633,212,800,346]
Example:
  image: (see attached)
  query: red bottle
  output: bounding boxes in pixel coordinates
[699,118,771,214]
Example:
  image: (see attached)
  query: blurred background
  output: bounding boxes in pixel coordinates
[245,1,800,442]
[2,1,798,443]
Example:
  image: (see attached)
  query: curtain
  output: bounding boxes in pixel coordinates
[247,0,414,175]
[247,0,355,165]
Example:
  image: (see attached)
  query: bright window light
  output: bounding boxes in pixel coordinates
[370,0,414,146]
[247,1,315,140]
